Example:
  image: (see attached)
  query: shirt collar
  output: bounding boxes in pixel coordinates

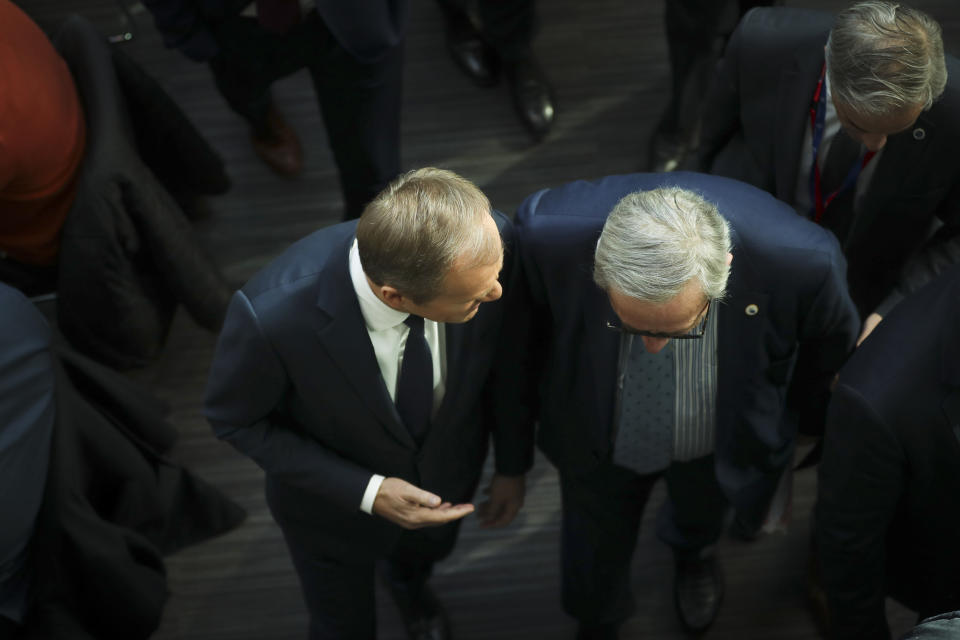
[348,238,409,332]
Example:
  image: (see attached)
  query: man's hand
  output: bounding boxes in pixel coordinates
[476,473,525,529]
[856,313,883,346]
[372,477,474,529]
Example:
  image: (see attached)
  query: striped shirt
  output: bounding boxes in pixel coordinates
[614,300,719,465]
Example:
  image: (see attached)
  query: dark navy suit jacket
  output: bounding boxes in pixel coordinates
[205,213,532,560]
[817,264,960,639]
[698,7,960,317]
[516,172,859,526]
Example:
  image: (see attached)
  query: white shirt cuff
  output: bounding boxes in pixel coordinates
[360,474,386,514]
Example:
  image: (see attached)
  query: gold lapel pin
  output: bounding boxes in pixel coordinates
[745,303,759,316]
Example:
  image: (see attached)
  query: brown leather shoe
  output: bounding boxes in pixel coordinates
[250,106,303,176]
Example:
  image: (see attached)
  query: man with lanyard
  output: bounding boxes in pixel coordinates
[698,0,960,341]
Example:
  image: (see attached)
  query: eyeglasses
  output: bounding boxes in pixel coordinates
[605,300,711,340]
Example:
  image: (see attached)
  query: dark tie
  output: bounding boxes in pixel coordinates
[819,128,862,242]
[820,128,862,197]
[255,0,301,35]
[395,315,432,443]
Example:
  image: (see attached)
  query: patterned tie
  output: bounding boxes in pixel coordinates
[255,0,302,35]
[395,315,432,444]
[612,337,675,475]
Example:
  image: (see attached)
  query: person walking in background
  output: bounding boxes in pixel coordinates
[698,1,960,342]
[143,0,408,220]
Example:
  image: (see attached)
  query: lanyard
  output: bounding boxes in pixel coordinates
[808,63,875,223]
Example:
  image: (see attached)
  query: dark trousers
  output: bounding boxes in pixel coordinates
[209,12,403,220]
[559,455,727,626]
[435,0,536,61]
[660,0,774,134]
[282,523,459,639]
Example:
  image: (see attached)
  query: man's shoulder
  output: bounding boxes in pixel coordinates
[732,6,832,59]
[738,6,833,39]
[843,266,960,403]
[241,221,356,307]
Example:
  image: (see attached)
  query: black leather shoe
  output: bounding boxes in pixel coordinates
[386,579,451,640]
[504,55,556,141]
[440,5,499,87]
[674,551,724,633]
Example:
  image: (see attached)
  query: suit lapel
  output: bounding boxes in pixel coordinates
[716,230,768,444]
[847,112,938,246]
[774,40,825,203]
[585,284,620,434]
[313,237,416,449]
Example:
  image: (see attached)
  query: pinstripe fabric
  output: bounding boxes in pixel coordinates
[672,300,718,461]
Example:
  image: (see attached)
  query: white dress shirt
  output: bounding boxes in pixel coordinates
[347,240,446,514]
[793,72,882,216]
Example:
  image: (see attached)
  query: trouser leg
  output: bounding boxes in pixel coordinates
[656,455,728,556]
[207,16,310,133]
[283,532,377,640]
[308,22,404,220]
[559,462,659,626]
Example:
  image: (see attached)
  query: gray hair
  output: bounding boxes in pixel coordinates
[357,167,499,304]
[826,1,947,116]
[594,187,732,303]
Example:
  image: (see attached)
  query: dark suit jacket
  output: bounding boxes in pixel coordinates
[816,264,960,639]
[516,172,859,527]
[204,213,532,561]
[142,0,408,63]
[698,7,960,318]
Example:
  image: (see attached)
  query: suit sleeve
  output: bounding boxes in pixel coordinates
[485,212,535,476]
[141,0,219,62]
[788,240,860,435]
[697,8,748,172]
[0,288,55,621]
[205,290,372,513]
[816,383,902,640]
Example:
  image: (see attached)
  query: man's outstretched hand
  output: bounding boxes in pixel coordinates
[372,477,474,529]
[476,473,525,529]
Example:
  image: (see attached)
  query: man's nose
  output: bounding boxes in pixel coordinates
[642,336,671,354]
[485,280,503,302]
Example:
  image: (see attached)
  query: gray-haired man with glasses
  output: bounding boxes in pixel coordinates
[514,172,859,638]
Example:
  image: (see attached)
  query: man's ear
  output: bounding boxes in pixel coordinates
[379,285,410,312]
[726,252,733,266]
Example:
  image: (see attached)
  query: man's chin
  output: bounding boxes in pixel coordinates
[456,306,481,323]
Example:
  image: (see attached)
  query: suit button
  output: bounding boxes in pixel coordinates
[745,304,759,316]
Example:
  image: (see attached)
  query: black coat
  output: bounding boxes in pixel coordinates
[816,264,960,639]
